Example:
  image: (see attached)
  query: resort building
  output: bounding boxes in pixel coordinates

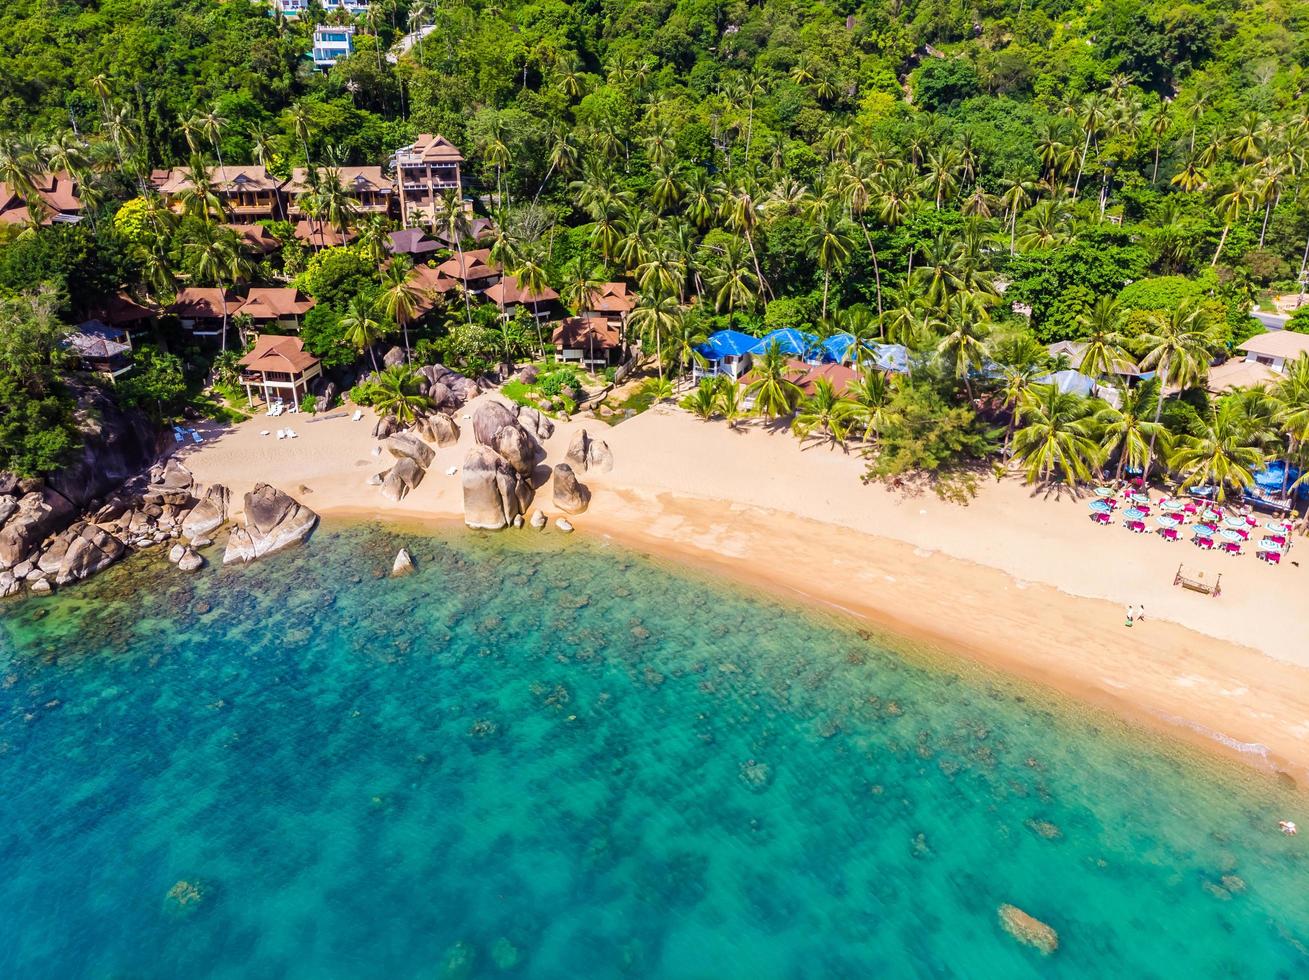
[312,25,355,68]
[224,223,281,255]
[238,334,323,410]
[283,166,393,221]
[167,287,238,336]
[391,133,464,228]
[293,220,357,249]
[694,330,758,381]
[276,0,369,18]
[83,291,156,338]
[0,172,83,226]
[552,316,624,369]
[483,274,559,319]
[405,264,459,317]
[156,166,286,221]
[387,228,442,257]
[236,288,316,333]
[581,282,636,330]
[1237,330,1309,375]
[64,320,133,380]
[434,248,501,293]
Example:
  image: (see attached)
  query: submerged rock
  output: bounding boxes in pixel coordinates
[178,549,204,572]
[998,903,1058,955]
[555,517,574,534]
[490,937,520,971]
[165,879,205,912]
[391,548,415,577]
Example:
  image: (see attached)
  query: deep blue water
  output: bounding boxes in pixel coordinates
[0,523,1306,978]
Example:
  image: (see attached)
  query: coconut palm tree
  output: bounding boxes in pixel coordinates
[317,167,360,242]
[807,203,856,320]
[1011,384,1104,485]
[934,294,990,399]
[680,377,720,420]
[720,178,770,300]
[1170,399,1266,502]
[628,289,682,382]
[1094,379,1169,481]
[370,363,430,424]
[846,368,895,441]
[715,378,747,428]
[745,342,803,419]
[178,156,223,224]
[1211,173,1258,266]
[703,236,756,326]
[792,377,855,447]
[185,225,249,352]
[1137,300,1217,482]
[1075,297,1134,380]
[357,213,391,267]
[433,190,474,325]
[377,258,421,361]
[341,297,386,372]
[1272,353,1309,496]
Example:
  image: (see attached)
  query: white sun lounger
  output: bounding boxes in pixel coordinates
[191,430,203,444]
[352,409,363,421]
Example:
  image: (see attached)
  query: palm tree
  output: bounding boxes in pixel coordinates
[370,364,430,424]
[715,378,747,428]
[680,378,720,420]
[433,190,474,325]
[1272,353,1309,497]
[1075,297,1133,379]
[341,297,386,371]
[703,236,757,326]
[847,368,895,441]
[178,156,223,224]
[1137,300,1216,482]
[745,343,802,419]
[1011,384,1103,485]
[199,108,228,170]
[934,294,990,399]
[1170,400,1266,502]
[792,377,855,447]
[720,178,770,300]
[357,214,391,267]
[1094,379,1169,481]
[512,248,552,354]
[377,258,421,361]
[185,226,249,352]
[560,258,606,318]
[317,167,360,242]
[628,289,682,382]
[1211,174,1258,266]
[807,203,856,320]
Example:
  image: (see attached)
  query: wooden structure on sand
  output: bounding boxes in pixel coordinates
[1174,563,1222,597]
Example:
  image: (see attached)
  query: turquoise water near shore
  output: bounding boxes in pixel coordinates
[1,523,1307,978]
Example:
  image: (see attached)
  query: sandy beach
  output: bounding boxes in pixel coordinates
[178,397,1309,780]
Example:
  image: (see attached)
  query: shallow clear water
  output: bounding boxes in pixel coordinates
[0,523,1306,978]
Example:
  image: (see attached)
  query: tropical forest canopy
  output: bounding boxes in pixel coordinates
[1,0,1309,495]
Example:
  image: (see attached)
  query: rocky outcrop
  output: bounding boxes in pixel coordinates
[462,445,532,530]
[381,458,425,502]
[428,414,460,447]
[0,495,18,527]
[37,522,127,586]
[418,364,479,407]
[515,406,554,441]
[530,509,547,530]
[392,548,415,577]
[426,382,453,410]
[565,428,614,472]
[181,485,230,539]
[385,432,436,469]
[0,487,75,569]
[382,346,406,368]
[43,381,163,510]
[372,415,398,440]
[222,484,319,564]
[178,549,204,572]
[998,904,1058,955]
[493,424,537,477]
[552,464,590,514]
[472,400,520,447]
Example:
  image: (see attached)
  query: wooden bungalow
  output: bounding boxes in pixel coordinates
[157,166,286,220]
[238,334,323,410]
[236,288,316,332]
[293,220,357,249]
[392,133,464,228]
[434,248,501,293]
[0,172,83,227]
[65,320,133,380]
[483,274,559,320]
[84,291,157,338]
[167,287,237,337]
[552,315,624,369]
[583,282,636,330]
[387,228,443,257]
[284,166,393,220]
[225,223,281,255]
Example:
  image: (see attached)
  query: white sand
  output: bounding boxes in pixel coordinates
[178,398,1309,778]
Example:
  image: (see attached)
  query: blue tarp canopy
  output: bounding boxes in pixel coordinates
[820,333,856,363]
[1038,370,1096,397]
[1253,461,1305,495]
[869,343,910,374]
[696,329,759,361]
[749,328,818,357]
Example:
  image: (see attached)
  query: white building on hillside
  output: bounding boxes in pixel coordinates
[1237,330,1309,375]
[277,0,369,19]
[312,24,355,68]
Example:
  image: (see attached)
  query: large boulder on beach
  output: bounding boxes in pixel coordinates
[222,484,318,564]
[0,495,17,527]
[515,406,554,441]
[552,464,590,514]
[372,415,398,440]
[385,432,435,470]
[381,458,425,502]
[462,445,532,530]
[153,457,195,492]
[998,904,1058,955]
[382,346,406,368]
[494,424,537,477]
[38,522,127,585]
[0,488,75,570]
[428,413,460,447]
[182,485,231,539]
[427,382,453,410]
[565,429,613,472]
[472,400,519,446]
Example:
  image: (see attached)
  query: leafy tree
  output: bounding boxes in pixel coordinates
[115,346,186,421]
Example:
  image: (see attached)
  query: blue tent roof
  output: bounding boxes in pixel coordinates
[749,328,818,357]
[696,329,759,360]
[870,343,910,374]
[1254,461,1304,493]
[819,333,856,363]
[1038,370,1096,397]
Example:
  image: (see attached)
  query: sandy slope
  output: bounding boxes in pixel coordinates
[178,398,1309,779]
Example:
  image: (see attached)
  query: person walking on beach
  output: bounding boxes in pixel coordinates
[1137,605,1145,623]
[1125,604,1135,627]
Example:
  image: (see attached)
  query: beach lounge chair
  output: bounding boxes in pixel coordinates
[286,429,297,439]
[190,429,203,443]
[352,409,363,422]
[1091,511,1111,525]
[1233,527,1249,540]
[1269,534,1288,548]
[1259,550,1282,565]
[1127,520,1147,533]
[1159,527,1180,542]
[1221,541,1242,556]
[1194,535,1214,550]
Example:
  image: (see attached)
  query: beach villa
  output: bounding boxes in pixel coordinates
[83,291,156,339]
[387,228,443,257]
[292,220,357,249]
[238,334,322,410]
[483,274,559,319]
[582,282,636,331]
[63,320,133,380]
[391,133,464,229]
[156,166,286,221]
[236,288,316,333]
[695,330,759,380]
[284,166,393,221]
[552,316,624,369]
[311,25,354,69]
[1236,330,1309,375]
[167,287,238,336]
[434,248,501,294]
[0,172,83,226]
[405,263,460,316]
[224,223,281,255]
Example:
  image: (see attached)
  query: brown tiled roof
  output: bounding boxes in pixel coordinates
[0,172,83,225]
[397,134,464,164]
[157,166,284,195]
[587,282,635,314]
[238,288,316,320]
[284,166,392,196]
[168,288,236,319]
[238,334,320,374]
[483,273,558,307]
[435,248,499,281]
[225,223,281,254]
[552,315,621,350]
[741,358,855,397]
[388,228,442,255]
[87,292,156,325]
[293,220,357,248]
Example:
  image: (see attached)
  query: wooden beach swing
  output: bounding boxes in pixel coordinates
[1173,563,1222,597]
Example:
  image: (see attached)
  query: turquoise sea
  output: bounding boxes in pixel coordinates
[1,522,1306,978]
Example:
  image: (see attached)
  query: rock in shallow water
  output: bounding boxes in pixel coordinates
[222,484,318,565]
[391,548,415,577]
[998,903,1058,955]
